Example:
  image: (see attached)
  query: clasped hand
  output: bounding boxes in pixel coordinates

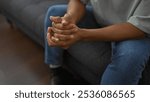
[47,14,81,49]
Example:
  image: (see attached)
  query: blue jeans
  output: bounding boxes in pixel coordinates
[44,5,150,84]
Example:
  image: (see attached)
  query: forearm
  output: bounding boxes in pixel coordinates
[67,0,86,24]
[80,23,146,41]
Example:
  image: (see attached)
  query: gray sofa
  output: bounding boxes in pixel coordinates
[0,0,150,84]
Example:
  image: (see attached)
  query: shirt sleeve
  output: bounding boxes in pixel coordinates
[128,1,150,35]
[80,0,89,4]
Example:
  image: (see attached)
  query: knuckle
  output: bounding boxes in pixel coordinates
[52,22,55,27]
[61,42,66,47]
[59,30,63,34]
[70,35,75,39]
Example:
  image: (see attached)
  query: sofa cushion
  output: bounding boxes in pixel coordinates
[65,41,111,84]
[0,0,67,45]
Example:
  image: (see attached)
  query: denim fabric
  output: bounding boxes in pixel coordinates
[44,5,67,65]
[101,39,150,85]
[44,5,150,84]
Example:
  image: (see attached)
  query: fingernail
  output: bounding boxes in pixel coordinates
[50,16,54,20]
[48,27,51,30]
[47,33,50,35]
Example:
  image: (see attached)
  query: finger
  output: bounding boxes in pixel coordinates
[54,34,69,41]
[55,41,68,48]
[52,22,75,30]
[47,33,56,46]
[62,13,72,26]
[47,28,59,46]
[62,19,69,26]
[50,16,62,23]
[47,27,54,36]
[54,34,75,41]
[47,27,52,33]
[50,36,68,48]
[52,27,77,35]
[51,36,60,43]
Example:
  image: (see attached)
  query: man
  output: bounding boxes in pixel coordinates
[45,0,150,84]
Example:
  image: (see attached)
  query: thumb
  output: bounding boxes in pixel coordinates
[61,13,72,26]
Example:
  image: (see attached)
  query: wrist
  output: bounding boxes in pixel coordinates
[78,28,87,41]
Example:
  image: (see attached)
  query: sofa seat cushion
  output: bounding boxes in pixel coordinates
[65,41,111,84]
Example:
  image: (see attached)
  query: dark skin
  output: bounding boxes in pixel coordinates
[47,0,145,49]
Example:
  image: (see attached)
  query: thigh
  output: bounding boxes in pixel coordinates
[112,38,150,74]
[101,38,150,85]
[112,38,150,58]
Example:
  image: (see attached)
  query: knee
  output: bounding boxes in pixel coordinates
[46,5,67,18]
[44,5,67,34]
[45,5,66,24]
